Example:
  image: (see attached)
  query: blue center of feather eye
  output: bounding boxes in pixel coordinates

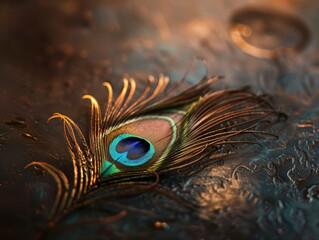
[109,134,155,166]
[116,137,150,159]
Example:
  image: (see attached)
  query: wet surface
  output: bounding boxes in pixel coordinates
[1,0,319,239]
[229,7,311,59]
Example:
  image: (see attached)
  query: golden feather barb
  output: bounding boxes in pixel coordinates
[25,74,282,220]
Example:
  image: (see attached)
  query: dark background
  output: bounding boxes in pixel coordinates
[1,0,319,239]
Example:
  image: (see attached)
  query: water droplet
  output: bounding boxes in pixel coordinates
[297,123,313,128]
[3,118,27,128]
[21,133,38,141]
[154,221,169,230]
[229,8,310,59]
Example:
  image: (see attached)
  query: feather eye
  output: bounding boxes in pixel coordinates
[26,74,282,220]
[101,114,182,177]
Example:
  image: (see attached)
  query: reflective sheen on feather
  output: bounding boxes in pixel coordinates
[26,74,281,220]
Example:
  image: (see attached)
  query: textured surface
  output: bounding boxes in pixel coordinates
[1,0,319,239]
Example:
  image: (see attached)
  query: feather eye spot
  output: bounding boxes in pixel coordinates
[109,133,155,167]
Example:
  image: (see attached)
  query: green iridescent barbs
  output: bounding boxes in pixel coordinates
[26,74,280,219]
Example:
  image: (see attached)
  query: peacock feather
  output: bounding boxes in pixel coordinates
[26,73,281,223]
